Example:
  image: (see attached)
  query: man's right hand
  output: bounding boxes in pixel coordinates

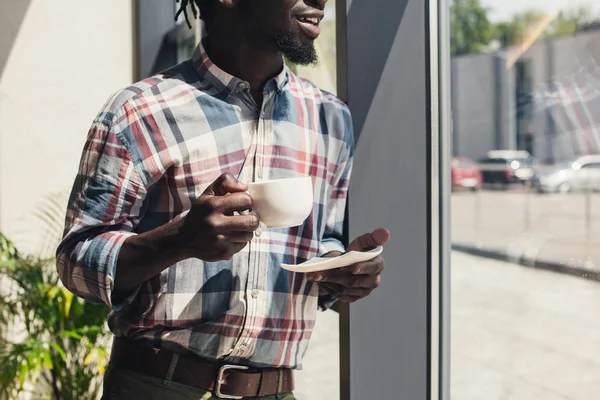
[178,173,260,262]
[114,173,258,299]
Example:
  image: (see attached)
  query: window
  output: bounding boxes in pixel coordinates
[451,1,600,399]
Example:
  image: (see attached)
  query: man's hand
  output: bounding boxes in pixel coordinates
[307,228,390,303]
[178,173,259,262]
[113,173,258,299]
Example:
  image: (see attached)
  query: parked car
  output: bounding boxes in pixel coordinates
[478,150,536,187]
[531,155,600,193]
[451,157,482,191]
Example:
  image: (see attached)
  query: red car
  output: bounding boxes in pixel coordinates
[451,157,482,191]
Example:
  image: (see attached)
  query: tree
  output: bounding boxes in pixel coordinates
[450,0,495,56]
[495,7,600,48]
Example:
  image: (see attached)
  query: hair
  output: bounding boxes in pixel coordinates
[175,0,215,29]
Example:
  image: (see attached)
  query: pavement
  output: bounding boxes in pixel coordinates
[452,189,600,271]
[294,251,600,400]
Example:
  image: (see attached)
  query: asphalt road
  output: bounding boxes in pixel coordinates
[294,252,600,400]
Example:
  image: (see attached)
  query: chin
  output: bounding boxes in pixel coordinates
[276,32,319,66]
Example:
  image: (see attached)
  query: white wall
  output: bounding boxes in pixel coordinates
[0,0,133,251]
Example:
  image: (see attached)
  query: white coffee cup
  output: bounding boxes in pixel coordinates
[247,176,313,229]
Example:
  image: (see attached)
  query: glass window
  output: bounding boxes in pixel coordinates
[451,1,600,399]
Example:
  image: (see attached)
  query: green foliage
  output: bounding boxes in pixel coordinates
[451,2,600,56]
[495,7,596,48]
[0,194,111,400]
[451,0,495,56]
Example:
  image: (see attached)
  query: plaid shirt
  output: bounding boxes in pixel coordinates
[57,40,354,369]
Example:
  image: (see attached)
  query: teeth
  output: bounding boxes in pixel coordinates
[300,17,320,25]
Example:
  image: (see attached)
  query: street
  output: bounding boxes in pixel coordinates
[295,252,600,400]
[452,189,600,266]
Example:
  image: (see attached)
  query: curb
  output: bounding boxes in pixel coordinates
[452,242,600,283]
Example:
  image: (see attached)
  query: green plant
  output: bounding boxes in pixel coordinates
[0,193,111,400]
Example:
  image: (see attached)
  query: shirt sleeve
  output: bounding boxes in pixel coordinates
[56,117,147,310]
[318,106,355,311]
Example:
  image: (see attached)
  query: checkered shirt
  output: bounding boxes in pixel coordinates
[56,39,354,369]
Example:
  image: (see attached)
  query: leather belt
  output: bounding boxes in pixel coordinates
[109,337,294,399]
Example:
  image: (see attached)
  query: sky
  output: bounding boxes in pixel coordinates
[483,0,600,22]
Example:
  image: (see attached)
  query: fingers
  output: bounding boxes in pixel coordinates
[204,173,248,196]
[218,214,260,232]
[341,256,385,275]
[197,193,258,232]
[348,228,391,252]
[316,282,374,303]
[307,269,382,290]
[214,192,254,214]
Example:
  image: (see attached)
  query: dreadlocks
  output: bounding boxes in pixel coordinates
[175,0,214,29]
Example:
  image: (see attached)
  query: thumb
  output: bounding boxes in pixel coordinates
[203,173,248,196]
[348,228,391,252]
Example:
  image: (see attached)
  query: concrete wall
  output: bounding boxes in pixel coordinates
[0,0,133,250]
[452,54,499,160]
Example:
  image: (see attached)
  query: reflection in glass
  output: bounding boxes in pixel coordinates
[451,1,600,399]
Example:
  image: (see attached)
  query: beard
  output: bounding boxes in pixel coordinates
[276,33,319,66]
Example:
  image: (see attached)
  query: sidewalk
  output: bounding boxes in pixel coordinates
[452,190,600,275]
[295,252,600,400]
[451,252,600,400]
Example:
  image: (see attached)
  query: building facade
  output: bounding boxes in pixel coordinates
[452,28,600,163]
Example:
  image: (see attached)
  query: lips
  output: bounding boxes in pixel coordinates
[298,16,321,25]
[295,12,324,39]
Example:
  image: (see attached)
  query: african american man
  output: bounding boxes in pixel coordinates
[56,0,390,399]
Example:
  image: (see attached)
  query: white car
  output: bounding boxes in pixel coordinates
[532,155,600,193]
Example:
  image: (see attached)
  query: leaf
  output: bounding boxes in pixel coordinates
[0,208,110,398]
[96,346,109,375]
[42,349,53,370]
[47,286,60,300]
[83,349,95,366]
[59,329,83,340]
[18,362,28,389]
[50,343,66,362]
[62,289,74,318]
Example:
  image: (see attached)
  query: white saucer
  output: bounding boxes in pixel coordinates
[280,246,383,273]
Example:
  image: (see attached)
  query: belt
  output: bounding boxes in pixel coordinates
[109,337,294,399]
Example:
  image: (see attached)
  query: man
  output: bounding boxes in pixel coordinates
[57,0,390,398]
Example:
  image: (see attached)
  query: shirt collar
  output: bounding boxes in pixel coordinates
[191,38,290,94]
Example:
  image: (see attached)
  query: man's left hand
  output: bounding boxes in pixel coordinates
[307,228,390,303]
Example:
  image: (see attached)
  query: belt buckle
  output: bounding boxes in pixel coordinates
[215,364,249,399]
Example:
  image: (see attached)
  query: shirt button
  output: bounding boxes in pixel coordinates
[251,289,259,298]
[255,228,262,237]
[257,170,263,179]
[238,82,249,90]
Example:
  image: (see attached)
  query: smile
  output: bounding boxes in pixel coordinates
[298,17,321,25]
[295,13,324,39]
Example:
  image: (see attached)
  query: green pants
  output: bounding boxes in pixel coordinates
[102,367,296,400]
